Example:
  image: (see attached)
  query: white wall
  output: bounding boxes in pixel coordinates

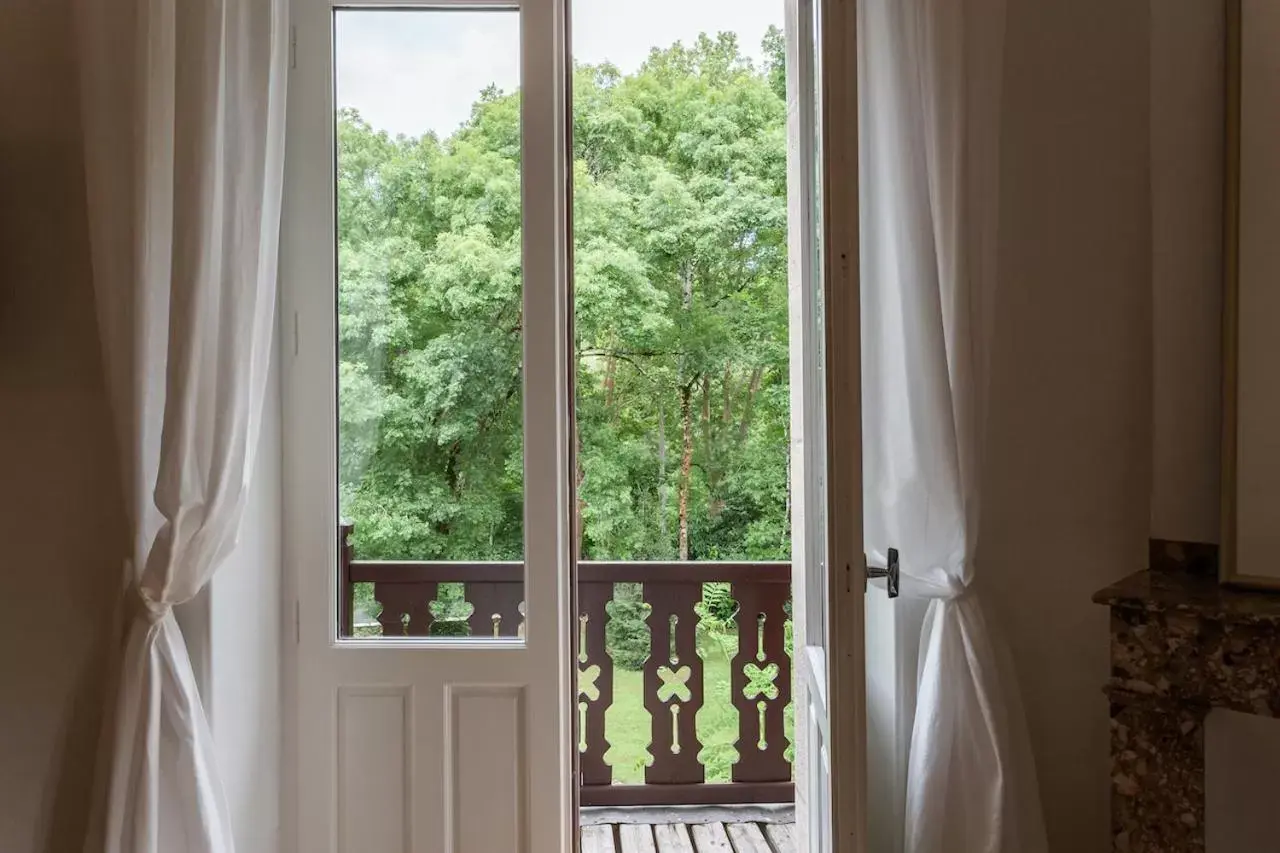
[209,356,284,853]
[0,2,126,851]
[983,2,1152,851]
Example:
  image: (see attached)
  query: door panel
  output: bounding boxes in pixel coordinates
[284,1,573,851]
[447,686,527,850]
[787,0,864,850]
[337,686,411,853]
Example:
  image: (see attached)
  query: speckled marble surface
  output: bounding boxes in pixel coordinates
[1109,697,1206,853]
[1094,567,1280,627]
[1096,545,1280,852]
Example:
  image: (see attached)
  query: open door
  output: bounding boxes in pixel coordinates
[285,0,864,846]
[284,1,574,851]
[786,0,866,851]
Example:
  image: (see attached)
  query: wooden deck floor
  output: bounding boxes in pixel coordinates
[580,805,795,853]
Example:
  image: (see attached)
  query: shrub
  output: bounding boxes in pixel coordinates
[606,583,651,671]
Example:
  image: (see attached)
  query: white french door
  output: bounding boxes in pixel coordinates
[787,0,865,851]
[283,1,573,852]
[282,0,863,849]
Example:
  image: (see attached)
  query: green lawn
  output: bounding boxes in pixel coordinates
[598,627,794,784]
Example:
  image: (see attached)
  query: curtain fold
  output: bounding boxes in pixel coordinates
[860,1,1049,851]
[74,0,289,850]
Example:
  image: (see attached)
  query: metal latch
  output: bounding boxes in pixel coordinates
[864,548,900,599]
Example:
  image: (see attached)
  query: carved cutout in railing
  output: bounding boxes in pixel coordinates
[579,580,614,786]
[731,581,792,784]
[644,581,704,785]
[340,523,793,806]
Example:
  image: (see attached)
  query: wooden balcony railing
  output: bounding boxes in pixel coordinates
[340,523,793,807]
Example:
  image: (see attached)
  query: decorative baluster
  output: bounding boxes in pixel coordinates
[374,583,412,637]
[406,583,437,636]
[731,579,792,783]
[778,594,788,753]
[466,581,524,638]
[578,581,614,787]
[339,523,355,637]
[643,582,704,786]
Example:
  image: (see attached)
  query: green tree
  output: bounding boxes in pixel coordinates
[339,33,791,641]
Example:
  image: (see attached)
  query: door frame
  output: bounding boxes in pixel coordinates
[280,0,575,850]
[786,0,865,851]
[818,0,866,849]
[279,0,860,848]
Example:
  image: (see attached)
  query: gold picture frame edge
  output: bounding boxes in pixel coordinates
[1217,0,1280,590]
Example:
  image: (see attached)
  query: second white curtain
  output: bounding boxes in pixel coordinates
[860,0,1049,851]
[75,0,289,850]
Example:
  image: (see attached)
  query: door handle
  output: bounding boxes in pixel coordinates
[864,548,899,599]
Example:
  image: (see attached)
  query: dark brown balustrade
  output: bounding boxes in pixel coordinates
[339,523,794,807]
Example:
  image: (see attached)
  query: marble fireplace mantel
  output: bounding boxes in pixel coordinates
[1094,543,1280,852]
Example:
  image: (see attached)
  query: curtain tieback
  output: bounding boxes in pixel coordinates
[904,567,974,601]
[941,576,972,600]
[135,586,173,626]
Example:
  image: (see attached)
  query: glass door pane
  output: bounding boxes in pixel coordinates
[334,9,525,640]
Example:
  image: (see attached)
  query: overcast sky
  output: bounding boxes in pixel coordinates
[335,1,784,139]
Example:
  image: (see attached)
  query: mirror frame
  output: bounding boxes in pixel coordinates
[1220,0,1241,584]
[1219,0,1280,588]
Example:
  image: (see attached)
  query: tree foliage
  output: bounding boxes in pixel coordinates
[339,31,791,587]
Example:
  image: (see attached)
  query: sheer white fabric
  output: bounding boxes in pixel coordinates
[74,1,289,851]
[860,1,1048,851]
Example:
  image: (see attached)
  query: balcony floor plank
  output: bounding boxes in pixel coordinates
[619,824,658,853]
[582,825,618,853]
[653,824,695,853]
[725,822,772,853]
[586,811,793,853]
[764,822,796,852]
[688,823,734,852]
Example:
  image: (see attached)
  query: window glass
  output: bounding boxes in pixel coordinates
[335,10,524,639]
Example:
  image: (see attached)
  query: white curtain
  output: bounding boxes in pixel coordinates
[74,0,288,850]
[860,1,1048,851]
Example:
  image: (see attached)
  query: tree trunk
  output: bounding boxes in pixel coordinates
[700,374,714,483]
[678,381,694,561]
[575,412,586,559]
[604,352,617,414]
[703,372,725,520]
[676,263,696,561]
[737,365,765,444]
[657,404,669,552]
[722,363,733,424]
[783,421,791,545]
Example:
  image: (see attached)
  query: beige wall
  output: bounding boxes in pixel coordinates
[0,1,126,852]
[983,1,1152,850]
